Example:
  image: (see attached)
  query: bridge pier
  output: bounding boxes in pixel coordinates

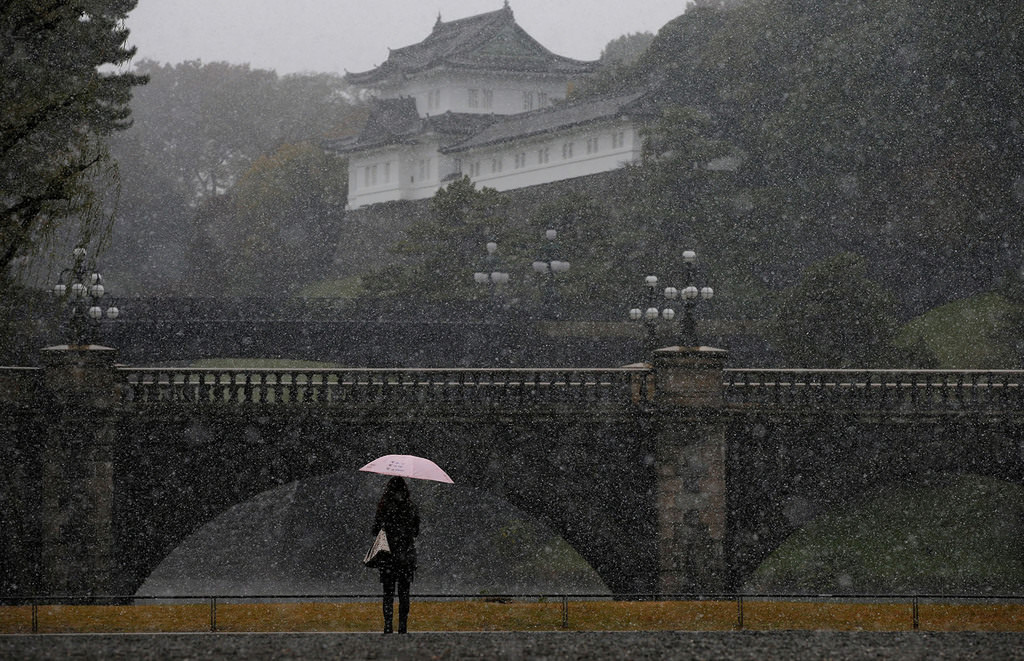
[38,345,121,598]
[651,346,731,593]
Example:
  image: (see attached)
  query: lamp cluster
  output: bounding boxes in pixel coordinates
[531,229,570,319]
[473,230,571,318]
[473,241,511,286]
[629,249,714,349]
[531,229,570,276]
[52,247,119,344]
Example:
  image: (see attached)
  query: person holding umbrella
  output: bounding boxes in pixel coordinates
[372,476,420,634]
[361,454,453,634]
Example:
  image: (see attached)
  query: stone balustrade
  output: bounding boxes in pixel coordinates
[117,366,654,411]
[723,368,1024,412]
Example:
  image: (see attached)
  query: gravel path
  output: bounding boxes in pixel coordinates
[2,631,1024,660]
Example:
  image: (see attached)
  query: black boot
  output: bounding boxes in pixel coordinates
[397,579,411,633]
[398,598,409,634]
[383,600,394,634]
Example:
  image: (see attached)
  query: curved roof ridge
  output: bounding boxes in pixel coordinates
[346,5,595,85]
[429,4,512,39]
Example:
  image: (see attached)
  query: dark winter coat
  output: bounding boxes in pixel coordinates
[373,495,420,582]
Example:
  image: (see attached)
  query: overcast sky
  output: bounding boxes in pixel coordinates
[126,1,690,75]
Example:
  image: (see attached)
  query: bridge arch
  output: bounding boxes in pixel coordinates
[137,470,611,596]
[114,405,657,595]
[726,413,1024,584]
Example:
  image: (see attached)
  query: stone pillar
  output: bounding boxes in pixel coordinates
[651,345,730,593]
[39,345,120,597]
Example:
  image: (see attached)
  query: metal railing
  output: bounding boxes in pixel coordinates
[117,367,654,409]
[724,369,1024,412]
[5,592,1024,634]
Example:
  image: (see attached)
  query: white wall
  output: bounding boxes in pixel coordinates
[385,72,569,117]
[456,120,641,193]
[348,141,445,208]
[347,120,642,209]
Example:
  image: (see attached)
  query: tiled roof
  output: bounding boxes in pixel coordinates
[346,4,596,85]
[441,91,651,153]
[324,97,497,153]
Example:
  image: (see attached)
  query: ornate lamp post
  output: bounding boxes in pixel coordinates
[52,247,120,346]
[665,250,714,346]
[629,249,713,352]
[473,241,510,314]
[629,274,672,353]
[531,229,570,319]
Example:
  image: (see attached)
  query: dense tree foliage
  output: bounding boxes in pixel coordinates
[773,253,900,367]
[182,143,348,296]
[106,61,365,292]
[599,32,655,67]
[370,180,646,318]
[372,177,516,307]
[0,0,145,280]
[575,0,1022,362]
[626,0,1024,311]
[522,191,627,313]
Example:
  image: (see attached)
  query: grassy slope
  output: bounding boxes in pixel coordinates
[747,474,1024,594]
[894,293,1020,368]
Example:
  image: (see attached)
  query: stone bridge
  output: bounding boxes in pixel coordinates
[2,345,1023,598]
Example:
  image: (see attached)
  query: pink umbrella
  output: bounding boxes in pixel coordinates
[359,454,454,484]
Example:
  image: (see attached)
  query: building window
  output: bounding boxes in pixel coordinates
[537,147,549,164]
[468,88,479,108]
[491,157,503,173]
[514,153,526,168]
[523,91,534,111]
[416,158,432,182]
[362,165,379,187]
[612,131,625,149]
[538,92,548,107]
[384,161,391,183]
[562,142,574,159]
[586,137,599,154]
[483,89,494,109]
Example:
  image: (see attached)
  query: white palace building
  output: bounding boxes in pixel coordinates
[330,3,651,209]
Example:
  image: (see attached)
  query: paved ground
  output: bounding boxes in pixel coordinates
[2,631,1024,660]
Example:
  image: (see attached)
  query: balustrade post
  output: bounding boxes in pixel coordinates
[649,345,731,593]
[38,344,122,598]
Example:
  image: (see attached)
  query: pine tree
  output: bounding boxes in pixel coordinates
[0,0,146,277]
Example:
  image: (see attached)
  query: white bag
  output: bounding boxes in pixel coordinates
[363,529,391,568]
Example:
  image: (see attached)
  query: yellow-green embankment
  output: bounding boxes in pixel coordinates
[3,600,1024,634]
